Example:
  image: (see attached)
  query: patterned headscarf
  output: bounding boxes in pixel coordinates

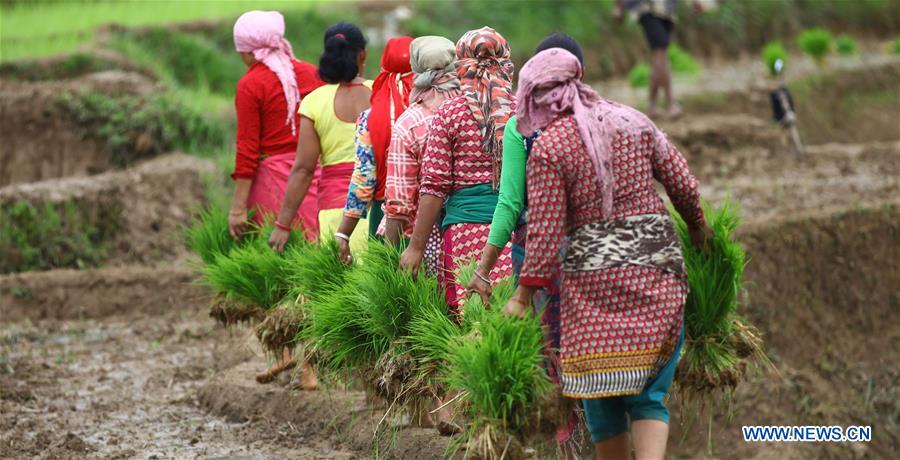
[516,48,614,218]
[233,11,299,134]
[455,27,515,189]
[369,36,415,199]
[409,36,461,110]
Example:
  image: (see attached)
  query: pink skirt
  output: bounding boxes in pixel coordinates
[248,153,319,240]
[441,222,512,314]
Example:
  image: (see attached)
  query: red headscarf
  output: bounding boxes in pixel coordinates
[369,36,414,200]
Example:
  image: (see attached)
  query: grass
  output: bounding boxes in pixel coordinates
[0,0,321,62]
[0,200,118,274]
[797,28,833,65]
[893,37,900,54]
[628,63,650,88]
[761,41,788,77]
[669,44,700,75]
[59,91,229,164]
[0,52,117,80]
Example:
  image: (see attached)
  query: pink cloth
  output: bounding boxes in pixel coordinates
[248,154,319,240]
[516,47,613,218]
[233,10,300,134]
[318,162,356,211]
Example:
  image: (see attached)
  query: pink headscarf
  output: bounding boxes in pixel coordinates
[233,11,299,134]
[516,48,613,218]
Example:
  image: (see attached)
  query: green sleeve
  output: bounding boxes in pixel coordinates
[487,116,527,248]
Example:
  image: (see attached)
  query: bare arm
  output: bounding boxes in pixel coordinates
[268,117,320,251]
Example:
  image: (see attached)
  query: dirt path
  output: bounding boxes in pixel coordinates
[0,306,355,459]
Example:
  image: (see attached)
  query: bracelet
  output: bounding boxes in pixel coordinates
[334,231,351,242]
[274,221,292,232]
[474,269,491,285]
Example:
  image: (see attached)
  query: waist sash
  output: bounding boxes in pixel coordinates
[564,214,684,275]
[441,183,498,230]
[318,162,355,211]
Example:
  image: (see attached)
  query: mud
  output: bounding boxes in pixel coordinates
[0,72,158,187]
[0,153,214,266]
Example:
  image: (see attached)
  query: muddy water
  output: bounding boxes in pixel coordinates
[0,308,353,459]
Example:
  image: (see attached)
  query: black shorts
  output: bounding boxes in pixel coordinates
[639,14,673,50]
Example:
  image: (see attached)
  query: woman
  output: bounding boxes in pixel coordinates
[335,36,415,264]
[466,32,585,458]
[229,11,325,386]
[506,48,711,459]
[382,35,462,278]
[229,10,324,241]
[398,27,515,312]
[269,23,372,255]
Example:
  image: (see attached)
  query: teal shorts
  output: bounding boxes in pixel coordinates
[582,327,684,442]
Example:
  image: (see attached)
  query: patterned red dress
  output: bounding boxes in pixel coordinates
[420,96,513,310]
[519,111,705,399]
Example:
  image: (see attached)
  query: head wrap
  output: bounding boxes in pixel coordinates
[233,11,300,134]
[455,27,515,189]
[516,48,614,217]
[369,36,415,200]
[409,36,461,109]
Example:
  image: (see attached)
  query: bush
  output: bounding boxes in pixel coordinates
[0,200,118,273]
[835,35,858,55]
[59,91,227,164]
[797,28,833,64]
[669,44,700,75]
[628,63,650,88]
[761,41,788,76]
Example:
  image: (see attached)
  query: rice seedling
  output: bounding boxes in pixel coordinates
[184,205,235,266]
[671,198,769,397]
[797,28,833,66]
[761,41,788,77]
[835,35,858,56]
[669,44,700,75]
[446,306,552,460]
[628,63,650,88]
[892,37,900,54]
[301,281,374,372]
[284,238,353,303]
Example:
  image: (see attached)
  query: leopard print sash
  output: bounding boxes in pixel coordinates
[563,214,684,275]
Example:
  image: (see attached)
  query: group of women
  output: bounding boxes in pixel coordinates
[229,10,711,460]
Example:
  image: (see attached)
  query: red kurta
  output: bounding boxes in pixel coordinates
[232,60,324,180]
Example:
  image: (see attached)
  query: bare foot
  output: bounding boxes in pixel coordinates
[437,420,463,436]
[289,361,318,391]
[256,348,296,384]
[647,105,662,119]
[666,102,684,120]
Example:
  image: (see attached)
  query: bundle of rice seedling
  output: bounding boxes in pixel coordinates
[184,205,236,266]
[284,238,353,302]
[797,28,833,66]
[671,199,769,397]
[446,302,552,460]
[203,237,291,327]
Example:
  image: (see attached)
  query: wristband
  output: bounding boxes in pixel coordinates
[334,232,351,242]
[274,221,292,232]
[474,269,492,285]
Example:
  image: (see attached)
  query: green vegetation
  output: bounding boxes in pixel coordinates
[669,44,700,75]
[0,200,118,274]
[797,28,833,65]
[185,205,238,266]
[672,199,766,393]
[284,238,353,302]
[835,35,858,55]
[203,237,288,310]
[0,0,318,62]
[628,63,650,88]
[892,37,900,54]
[761,41,788,77]
[59,91,227,165]
[0,53,116,80]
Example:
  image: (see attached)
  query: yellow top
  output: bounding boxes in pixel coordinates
[298,81,374,166]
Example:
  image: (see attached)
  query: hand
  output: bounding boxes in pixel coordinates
[399,246,424,278]
[228,208,249,240]
[466,270,493,306]
[502,295,529,318]
[268,226,291,253]
[337,238,353,265]
[689,222,713,253]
